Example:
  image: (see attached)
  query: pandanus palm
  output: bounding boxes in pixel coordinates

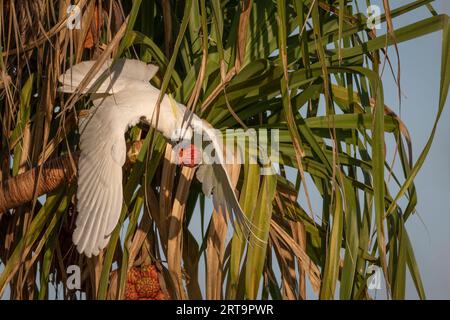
[0,0,448,300]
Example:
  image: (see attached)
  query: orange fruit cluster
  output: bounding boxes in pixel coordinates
[124,265,168,300]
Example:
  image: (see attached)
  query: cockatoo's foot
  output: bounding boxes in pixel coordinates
[177,144,202,167]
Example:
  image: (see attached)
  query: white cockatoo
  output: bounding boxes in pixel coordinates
[58,59,254,257]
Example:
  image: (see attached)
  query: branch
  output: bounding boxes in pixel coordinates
[0,153,79,213]
[0,137,145,213]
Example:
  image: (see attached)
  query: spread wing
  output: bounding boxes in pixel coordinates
[58,59,159,94]
[191,119,262,242]
[73,101,126,257]
[59,58,160,257]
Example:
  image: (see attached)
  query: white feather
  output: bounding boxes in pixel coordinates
[58,59,159,94]
[72,107,124,256]
[191,118,262,243]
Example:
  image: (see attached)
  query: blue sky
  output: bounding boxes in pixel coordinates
[379,0,450,299]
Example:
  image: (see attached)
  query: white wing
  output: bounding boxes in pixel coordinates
[59,59,159,257]
[190,118,260,242]
[58,59,159,94]
[73,102,126,257]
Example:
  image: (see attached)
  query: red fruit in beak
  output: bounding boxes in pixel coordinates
[177,144,201,167]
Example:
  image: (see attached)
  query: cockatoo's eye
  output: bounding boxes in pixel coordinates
[176,144,202,167]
